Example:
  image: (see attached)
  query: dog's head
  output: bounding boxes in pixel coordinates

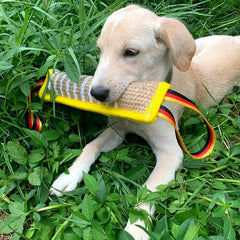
[90,5,196,102]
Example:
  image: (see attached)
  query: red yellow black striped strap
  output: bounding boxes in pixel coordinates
[28,109,42,132]
[27,78,45,132]
[158,89,215,159]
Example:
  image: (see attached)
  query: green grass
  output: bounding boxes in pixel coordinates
[0,0,240,239]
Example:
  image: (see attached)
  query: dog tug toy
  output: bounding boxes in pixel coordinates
[29,69,215,159]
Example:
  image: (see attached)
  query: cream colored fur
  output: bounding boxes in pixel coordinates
[50,5,240,240]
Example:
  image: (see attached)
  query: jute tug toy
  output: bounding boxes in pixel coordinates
[29,69,216,159]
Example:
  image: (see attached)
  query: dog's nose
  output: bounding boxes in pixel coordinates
[90,86,110,102]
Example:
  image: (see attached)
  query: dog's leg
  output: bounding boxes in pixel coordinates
[125,120,183,240]
[50,125,125,196]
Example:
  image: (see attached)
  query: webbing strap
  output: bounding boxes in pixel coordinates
[27,78,45,132]
[158,90,216,159]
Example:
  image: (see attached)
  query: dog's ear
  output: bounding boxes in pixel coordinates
[155,17,196,71]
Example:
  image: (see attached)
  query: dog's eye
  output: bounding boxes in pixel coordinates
[124,49,139,57]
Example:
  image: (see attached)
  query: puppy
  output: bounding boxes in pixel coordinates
[50,5,240,240]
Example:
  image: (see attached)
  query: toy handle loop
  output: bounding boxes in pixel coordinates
[158,90,216,159]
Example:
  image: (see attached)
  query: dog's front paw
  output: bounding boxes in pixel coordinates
[50,166,87,197]
[124,219,150,240]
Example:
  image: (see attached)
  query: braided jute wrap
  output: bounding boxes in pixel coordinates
[39,69,171,123]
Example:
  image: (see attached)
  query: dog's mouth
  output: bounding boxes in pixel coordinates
[90,86,126,103]
[90,81,134,103]
[90,68,172,103]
